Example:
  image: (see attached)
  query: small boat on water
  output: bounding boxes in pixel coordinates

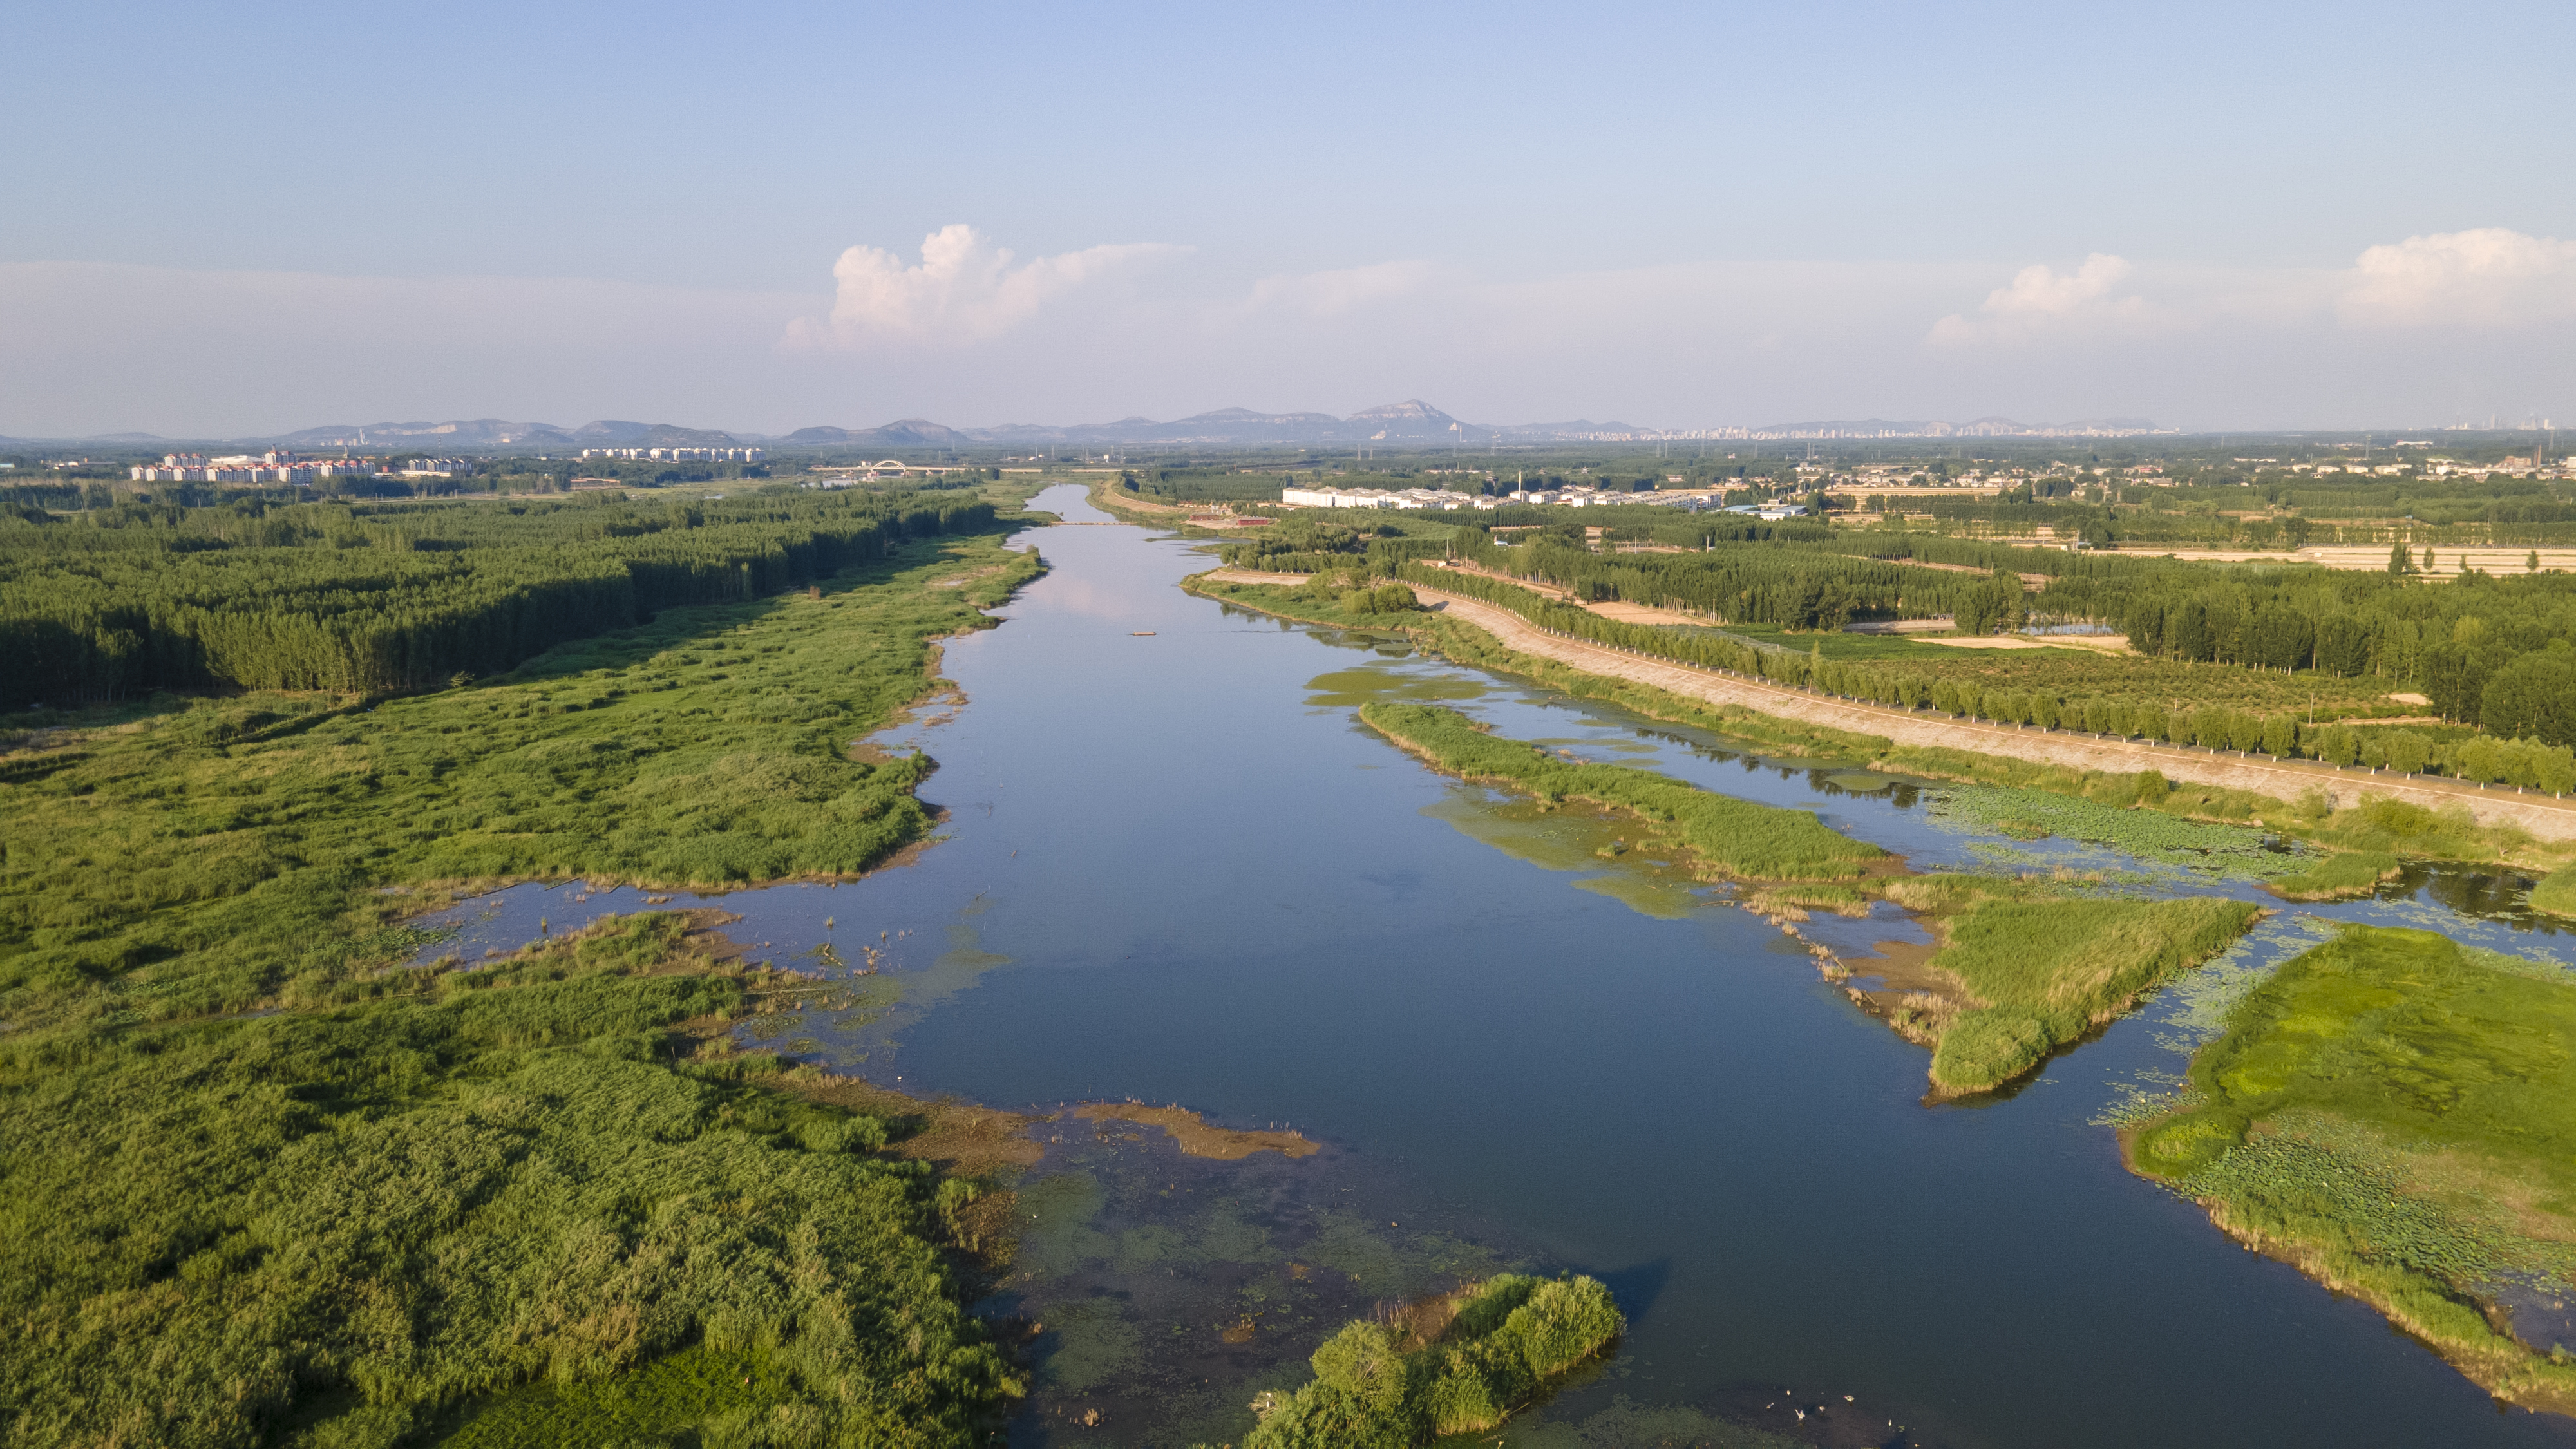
[1130,630,1157,636]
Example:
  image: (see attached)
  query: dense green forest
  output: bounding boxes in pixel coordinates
[0,501,1046,1444]
[0,488,999,706]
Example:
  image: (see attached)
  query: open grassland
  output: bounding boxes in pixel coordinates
[0,531,1046,1446]
[2127,927,2576,1412]
[1238,1275,1622,1448]
[1878,877,2262,1095]
[1358,702,1888,882]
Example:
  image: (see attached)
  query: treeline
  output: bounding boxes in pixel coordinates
[1387,562,2576,789]
[1,489,999,705]
[1119,468,1294,504]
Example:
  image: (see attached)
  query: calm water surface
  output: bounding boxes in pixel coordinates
[422,488,2576,1448]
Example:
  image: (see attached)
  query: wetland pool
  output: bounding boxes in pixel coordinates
[419,486,2576,1448]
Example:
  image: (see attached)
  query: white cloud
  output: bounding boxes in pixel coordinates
[1927,253,2152,345]
[1238,260,1437,317]
[2336,227,2576,328]
[785,224,1187,348]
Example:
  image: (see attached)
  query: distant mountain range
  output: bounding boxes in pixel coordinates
[1748,416,2163,439]
[3,404,2167,451]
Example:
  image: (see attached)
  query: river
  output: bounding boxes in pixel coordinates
[421,486,2576,1448]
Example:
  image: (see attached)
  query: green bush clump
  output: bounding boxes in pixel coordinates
[1242,1275,1623,1448]
[1340,583,1420,616]
[1359,702,1886,881]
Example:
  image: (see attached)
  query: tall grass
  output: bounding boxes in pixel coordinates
[1358,702,1887,881]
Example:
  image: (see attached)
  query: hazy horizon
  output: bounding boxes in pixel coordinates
[6,1,2572,439]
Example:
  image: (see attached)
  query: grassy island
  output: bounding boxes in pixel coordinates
[1236,1274,1624,1448]
[2128,926,2576,1412]
[1358,702,1888,881]
[1875,878,2262,1095]
[0,491,1046,1446]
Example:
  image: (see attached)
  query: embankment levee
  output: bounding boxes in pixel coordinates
[1198,569,2576,842]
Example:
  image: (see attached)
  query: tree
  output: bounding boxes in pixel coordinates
[2385,730,2432,776]
[2388,540,2413,575]
[2262,715,2297,758]
[2479,647,2576,746]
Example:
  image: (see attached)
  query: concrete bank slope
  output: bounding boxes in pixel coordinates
[1198,569,2576,842]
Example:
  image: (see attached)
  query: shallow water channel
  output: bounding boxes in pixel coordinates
[421,486,2576,1448]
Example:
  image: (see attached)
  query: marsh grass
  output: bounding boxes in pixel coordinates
[1359,703,1887,882]
[1877,876,2262,1095]
[2128,925,2576,1411]
[2266,850,2405,900]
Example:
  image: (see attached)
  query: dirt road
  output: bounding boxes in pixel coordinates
[1197,569,2576,839]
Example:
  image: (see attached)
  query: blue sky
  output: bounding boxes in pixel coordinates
[6,0,2573,436]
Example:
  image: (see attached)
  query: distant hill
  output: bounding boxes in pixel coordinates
[264,419,745,449]
[782,419,975,449]
[272,419,573,448]
[70,404,2171,455]
[1751,416,2161,439]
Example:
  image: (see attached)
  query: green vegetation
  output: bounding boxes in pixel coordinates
[1879,878,2262,1095]
[2533,864,2576,917]
[1115,466,1303,505]
[0,516,1046,1444]
[1238,1275,1623,1448]
[2,907,1019,1446]
[2128,927,2576,1411]
[1358,703,1887,881]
